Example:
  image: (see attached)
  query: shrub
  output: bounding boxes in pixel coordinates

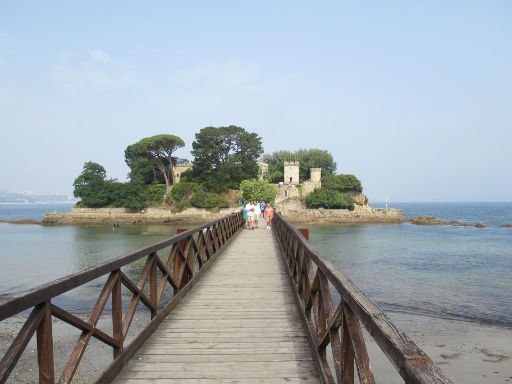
[305,188,354,210]
[240,179,278,202]
[191,191,229,209]
[106,178,147,210]
[171,181,202,201]
[322,174,363,193]
[145,184,167,206]
[174,198,192,212]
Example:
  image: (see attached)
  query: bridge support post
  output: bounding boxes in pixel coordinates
[175,228,189,289]
[36,301,54,384]
[112,270,123,358]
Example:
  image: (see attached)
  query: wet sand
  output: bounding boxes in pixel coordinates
[365,312,512,383]
[1,312,511,383]
[0,313,151,383]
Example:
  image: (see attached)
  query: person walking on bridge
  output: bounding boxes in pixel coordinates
[244,201,255,230]
[253,200,261,227]
[264,203,274,229]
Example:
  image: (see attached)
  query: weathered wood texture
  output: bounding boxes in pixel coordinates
[273,213,454,384]
[113,222,321,384]
[0,212,244,384]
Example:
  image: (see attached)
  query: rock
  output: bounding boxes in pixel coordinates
[409,216,448,225]
[410,216,485,228]
[351,193,368,206]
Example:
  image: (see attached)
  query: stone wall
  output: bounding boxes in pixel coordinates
[43,207,242,226]
[302,180,321,196]
[276,184,299,203]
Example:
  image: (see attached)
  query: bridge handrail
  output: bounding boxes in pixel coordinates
[0,211,244,384]
[273,213,454,384]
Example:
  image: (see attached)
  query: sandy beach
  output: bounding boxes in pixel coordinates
[364,312,512,383]
[1,310,510,383]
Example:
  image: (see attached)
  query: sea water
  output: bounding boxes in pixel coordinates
[0,203,511,328]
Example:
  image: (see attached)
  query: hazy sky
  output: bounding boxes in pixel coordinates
[1,1,511,201]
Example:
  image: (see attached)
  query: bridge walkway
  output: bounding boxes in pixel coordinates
[113,221,321,384]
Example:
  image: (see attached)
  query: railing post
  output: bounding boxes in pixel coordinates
[36,301,54,384]
[342,306,355,384]
[112,270,123,358]
[149,253,158,319]
[175,228,188,289]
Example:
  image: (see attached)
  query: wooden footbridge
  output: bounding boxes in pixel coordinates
[0,212,453,383]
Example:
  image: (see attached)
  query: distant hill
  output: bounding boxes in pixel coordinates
[0,190,77,204]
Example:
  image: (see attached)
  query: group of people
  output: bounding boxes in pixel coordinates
[242,200,274,230]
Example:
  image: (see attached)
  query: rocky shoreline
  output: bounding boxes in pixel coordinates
[274,199,404,224]
[7,208,510,228]
[37,205,406,226]
[41,207,240,226]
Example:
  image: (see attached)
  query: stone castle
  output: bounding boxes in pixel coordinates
[258,161,322,203]
[174,161,323,204]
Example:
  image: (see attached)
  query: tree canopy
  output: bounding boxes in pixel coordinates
[305,188,354,210]
[73,162,110,207]
[188,126,263,191]
[262,149,337,183]
[125,134,185,191]
[240,179,278,202]
[322,174,363,193]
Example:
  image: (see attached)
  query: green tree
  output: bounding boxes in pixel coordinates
[262,149,337,183]
[120,177,147,210]
[171,181,203,202]
[73,162,110,207]
[322,174,363,193]
[240,179,278,202]
[124,135,185,199]
[189,126,263,191]
[124,154,163,185]
[305,188,354,210]
[191,191,229,209]
[145,184,167,206]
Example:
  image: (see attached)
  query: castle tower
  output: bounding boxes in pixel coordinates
[310,168,322,184]
[284,161,300,185]
[173,164,192,184]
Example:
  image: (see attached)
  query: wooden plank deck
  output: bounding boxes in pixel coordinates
[113,221,321,384]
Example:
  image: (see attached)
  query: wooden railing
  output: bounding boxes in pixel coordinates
[272,213,454,384]
[0,212,244,384]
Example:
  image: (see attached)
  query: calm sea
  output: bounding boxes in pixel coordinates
[0,202,511,328]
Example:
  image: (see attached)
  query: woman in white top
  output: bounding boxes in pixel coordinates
[252,200,261,227]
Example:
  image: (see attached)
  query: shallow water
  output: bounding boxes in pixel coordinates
[0,222,181,311]
[0,202,75,221]
[308,222,512,328]
[0,202,511,328]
